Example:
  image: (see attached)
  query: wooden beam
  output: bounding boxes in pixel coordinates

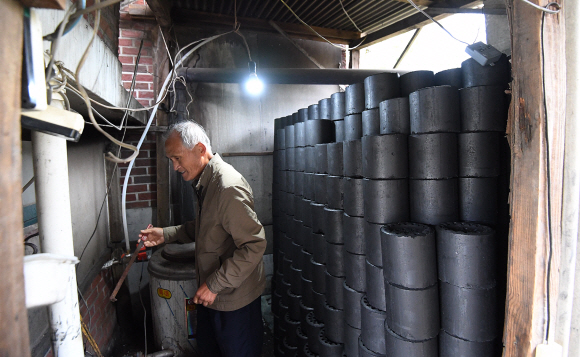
[171,9,361,45]
[0,1,32,356]
[394,28,422,68]
[503,0,565,356]
[145,0,172,28]
[351,0,480,48]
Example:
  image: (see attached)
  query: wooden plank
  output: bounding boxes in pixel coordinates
[0,1,32,356]
[350,0,479,48]
[503,0,565,355]
[18,0,64,9]
[145,0,171,28]
[171,9,361,44]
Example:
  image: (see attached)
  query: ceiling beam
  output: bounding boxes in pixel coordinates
[351,0,481,48]
[171,9,362,45]
[146,0,172,28]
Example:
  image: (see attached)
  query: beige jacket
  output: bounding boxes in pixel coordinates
[162,154,267,311]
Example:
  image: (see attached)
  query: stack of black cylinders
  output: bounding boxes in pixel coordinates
[358,73,406,357]
[380,223,439,356]
[436,222,499,356]
[409,85,460,226]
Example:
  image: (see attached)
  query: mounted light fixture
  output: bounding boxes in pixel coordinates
[245,61,264,95]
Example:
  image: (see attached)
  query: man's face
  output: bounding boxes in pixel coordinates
[165,132,206,181]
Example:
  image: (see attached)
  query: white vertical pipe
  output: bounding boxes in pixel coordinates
[557,2,580,356]
[31,111,83,355]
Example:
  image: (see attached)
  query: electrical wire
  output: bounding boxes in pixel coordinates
[119,39,145,130]
[277,0,366,50]
[540,1,561,342]
[45,5,75,93]
[338,0,363,33]
[521,0,561,14]
[43,0,85,41]
[73,2,139,164]
[405,0,471,46]
[22,176,35,193]
[121,31,232,251]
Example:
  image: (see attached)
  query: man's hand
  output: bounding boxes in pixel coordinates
[194,282,217,307]
[138,226,165,247]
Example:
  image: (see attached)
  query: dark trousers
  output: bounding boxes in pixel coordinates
[196,297,263,357]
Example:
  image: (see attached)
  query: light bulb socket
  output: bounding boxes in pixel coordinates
[248,61,257,75]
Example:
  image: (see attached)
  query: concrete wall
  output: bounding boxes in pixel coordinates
[171,27,341,260]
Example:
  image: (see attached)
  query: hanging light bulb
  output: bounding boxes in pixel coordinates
[245,61,264,95]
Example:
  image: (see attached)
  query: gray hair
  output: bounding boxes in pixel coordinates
[166,121,212,154]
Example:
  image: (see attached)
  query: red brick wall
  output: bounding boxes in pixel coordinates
[42,270,117,357]
[118,1,160,208]
[80,270,118,355]
[119,132,158,209]
[119,0,156,108]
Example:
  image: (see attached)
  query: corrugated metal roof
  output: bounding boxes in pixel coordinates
[172,0,417,34]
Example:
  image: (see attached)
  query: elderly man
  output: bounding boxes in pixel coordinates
[139,121,267,357]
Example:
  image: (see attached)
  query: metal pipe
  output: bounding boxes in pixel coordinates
[557,2,580,356]
[176,68,407,85]
[394,28,422,69]
[32,111,84,355]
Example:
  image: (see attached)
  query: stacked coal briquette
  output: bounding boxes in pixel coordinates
[435,57,511,356]
[272,55,510,357]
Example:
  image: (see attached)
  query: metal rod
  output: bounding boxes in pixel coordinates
[176,67,408,85]
[394,28,422,69]
[269,21,325,69]
[109,240,145,302]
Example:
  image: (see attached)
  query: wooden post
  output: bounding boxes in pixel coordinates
[503,0,565,355]
[0,1,32,356]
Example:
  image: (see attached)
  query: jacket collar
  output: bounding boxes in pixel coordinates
[194,153,222,195]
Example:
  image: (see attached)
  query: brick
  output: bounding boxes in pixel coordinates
[134,176,155,184]
[121,46,140,55]
[135,158,156,167]
[119,55,134,65]
[132,82,150,90]
[122,81,131,90]
[120,167,146,176]
[137,91,154,99]
[149,184,157,192]
[140,56,153,65]
[127,201,151,209]
[126,184,148,193]
[119,38,133,47]
[124,193,137,202]
[122,74,133,81]
[138,99,152,107]
[137,64,150,74]
[136,74,153,82]
[120,177,133,185]
[138,192,156,200]
[140,142,156,150]
[120,29,143,38]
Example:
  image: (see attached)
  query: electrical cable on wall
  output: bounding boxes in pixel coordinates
[73,2,139,164]
[539,1,561,343]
